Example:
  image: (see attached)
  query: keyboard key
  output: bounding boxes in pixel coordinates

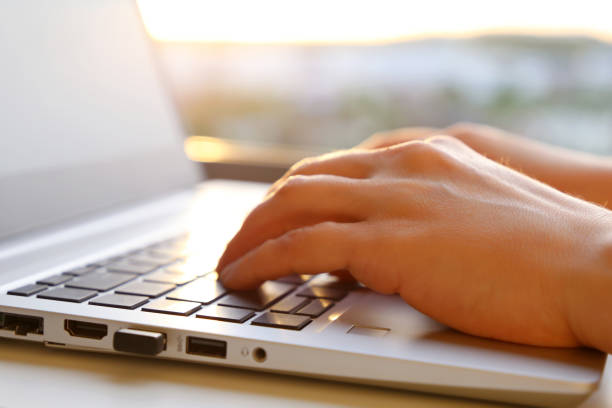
[196,305,255,323]
[8,283,48,297]
[142,299,200,316]
[151,236,189,253]
[116,281,175,298]
[275,274,313,285]
[164,261,211,277]
[297,286,347,301]
[88,255,124,267]
[66,271,135,292]
[218,281,295,311]
[154,242,188,255]
[37,287,97,303]
[251,312,311,330]
[166,276,227,304]
[307,273,359,290]
[149,247,189,258]
[64,266,97,276]
[144,269,197,285]
[119,256,159,266]
[37,274,72,286]
[157,234,189,246]
[295,299,334,317]
[270,296,310,314]
[130,251,179,266]
[107,260,159,275]
[89,293,149,309]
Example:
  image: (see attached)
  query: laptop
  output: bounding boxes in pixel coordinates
[0,1,606,407]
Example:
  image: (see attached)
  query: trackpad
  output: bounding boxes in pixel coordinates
[333,292,445,339]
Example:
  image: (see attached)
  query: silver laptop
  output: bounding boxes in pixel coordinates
[0,1,606,407]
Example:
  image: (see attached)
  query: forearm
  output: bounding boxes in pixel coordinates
[549,156,612,208]
[451,126,612,207]
[524,139,612,207]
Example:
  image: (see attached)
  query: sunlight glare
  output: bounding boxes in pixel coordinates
[138,0,612,44]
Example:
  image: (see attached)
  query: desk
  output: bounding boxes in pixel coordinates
[0,339,609,408]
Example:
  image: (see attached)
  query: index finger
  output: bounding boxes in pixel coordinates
[220,221,360,289]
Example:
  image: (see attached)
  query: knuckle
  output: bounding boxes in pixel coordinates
[285,173,310,186]
[288,157,315,175]
[393,139,436,159]
[276,174,310,196]
[275,227,304,255]
[426,134,461,148]
[391,139,462,172]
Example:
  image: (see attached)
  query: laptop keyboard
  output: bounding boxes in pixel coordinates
[6,236,355,331]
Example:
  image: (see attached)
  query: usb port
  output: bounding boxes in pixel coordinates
[186,336,226,358]
[0,312,43,336]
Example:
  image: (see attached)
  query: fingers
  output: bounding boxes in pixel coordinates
[217,134,476,290]
[368,136,470,178]
[267,131,467,198]
[266,149,377,197]
[220,138,471,272]
[217,174,372,272]
[219,221,361,289]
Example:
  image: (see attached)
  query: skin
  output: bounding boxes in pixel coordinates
[358,123,612,207]
[217,125,612,353]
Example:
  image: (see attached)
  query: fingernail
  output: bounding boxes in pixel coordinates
[219,264,236,284]
[216,256,229,275]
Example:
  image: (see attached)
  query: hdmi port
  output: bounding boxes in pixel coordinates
[64,320,107,339]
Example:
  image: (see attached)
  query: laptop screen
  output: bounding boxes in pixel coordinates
[0,0,200,240]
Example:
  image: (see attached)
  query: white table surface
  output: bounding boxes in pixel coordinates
[0,338,609,408]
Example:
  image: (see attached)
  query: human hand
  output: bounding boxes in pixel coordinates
[359,123,612,207]
[218,136,612,351]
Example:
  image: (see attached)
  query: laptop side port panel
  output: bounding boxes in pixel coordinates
[186,336,227,359]
[64,319,108,340]
[0,312,44,336]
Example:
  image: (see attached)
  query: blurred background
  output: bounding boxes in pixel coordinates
[137,0,612,179]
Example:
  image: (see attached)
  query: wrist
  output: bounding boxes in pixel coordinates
[563,211,612,352]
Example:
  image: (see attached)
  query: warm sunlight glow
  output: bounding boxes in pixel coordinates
[184,136,323,166]
[138,0,612,44]
[328,312,342,322]
[184,136,234,163]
